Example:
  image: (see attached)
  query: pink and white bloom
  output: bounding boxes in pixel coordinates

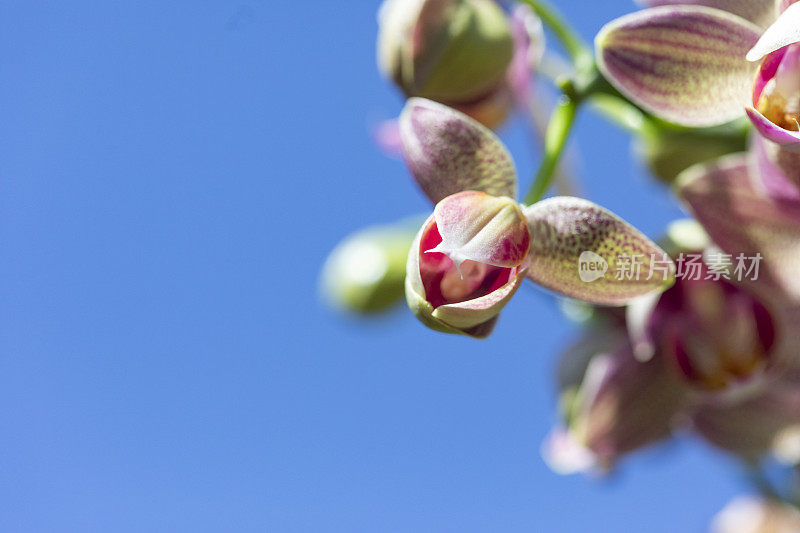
[400,98,675,337]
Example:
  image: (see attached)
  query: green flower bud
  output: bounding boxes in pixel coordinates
[321,222,417,315]
[377,0,514,105]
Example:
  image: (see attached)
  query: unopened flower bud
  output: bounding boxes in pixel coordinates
[322,222,417,315]
[377,0,514,106]
[405,191,530,337]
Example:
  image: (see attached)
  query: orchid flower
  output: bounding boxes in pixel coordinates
[595,0,800,178]
[400,98,675,337]
[543,220,800,473]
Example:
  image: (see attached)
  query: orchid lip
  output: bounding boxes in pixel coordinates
[753,44,800,134]
[653,275,776,393]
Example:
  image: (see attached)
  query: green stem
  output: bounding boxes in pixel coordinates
[519,0,591,65]
[587,93,647,135]
[524,95,578,205]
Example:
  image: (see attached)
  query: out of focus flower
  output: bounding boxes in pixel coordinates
[676,150,800,304]
[712,496,800,533]
[544,320,686,472]
[321,221,417,315]
[544,219,800,472]
[673,151,800,460]
[399,97,674,337]
[595,0,800,176]
[377,0,543,129]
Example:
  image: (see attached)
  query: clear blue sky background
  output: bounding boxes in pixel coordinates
[0,1,753,531]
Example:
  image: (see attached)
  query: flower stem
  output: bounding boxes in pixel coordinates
[518,0,591,65]
[587,93,647,135]
[524,95,577,205]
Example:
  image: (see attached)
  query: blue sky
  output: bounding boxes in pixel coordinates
[0,1,752,531]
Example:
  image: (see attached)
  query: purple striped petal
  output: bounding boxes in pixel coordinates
[747,1,800,60]
[596,6,760,126]
[637,0,777,28]
[399,98,517,204]
[524,197,675,306]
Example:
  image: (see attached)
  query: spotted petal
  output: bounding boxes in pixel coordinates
[524,197,675,306]
[636,0,777,28]
[676,154,800,302]
[399,98,517,204]
[596,6,760,126]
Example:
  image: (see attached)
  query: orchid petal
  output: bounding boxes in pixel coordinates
[524,197,676,306]
[690,378,800,458]
[777,0,799,15]
[431,191,530,268]
[400,98,517,204]
[746,106,800,148]
[747,1,800,60]
[541,427,598,475]
[560,331,686,468]
[636,0,777,28]
[676,154,800,302]
[596,6,760,126]
[432,267,526,330]
[751,134,800,198]
[507,4,544,106]
[713,497,800,533]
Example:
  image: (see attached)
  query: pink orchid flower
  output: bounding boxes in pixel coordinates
[399,98,675,337]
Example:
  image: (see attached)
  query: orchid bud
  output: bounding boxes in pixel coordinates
[405,191,530,337]
[321,222,417,315]
[377,0,514,106]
